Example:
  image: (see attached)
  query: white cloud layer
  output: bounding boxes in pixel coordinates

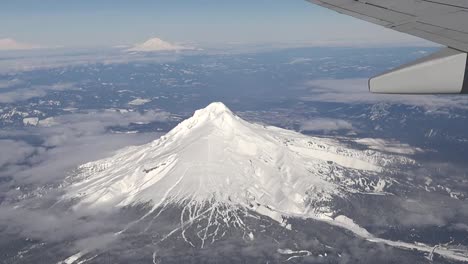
[0,82,76,103]
[0,109,170,184]
[0,79,24,89]
[0,140,37,168]
[354,138,423,155]
[300,118,354,132]
[302,79,468,111]
[288,58,315,65]
[0,49,181,74]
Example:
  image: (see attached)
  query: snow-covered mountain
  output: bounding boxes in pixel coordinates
[127,37,195,52]
[60,102,468,262]
[65,102,403,215]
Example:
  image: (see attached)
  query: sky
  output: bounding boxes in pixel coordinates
[0,0,432,48]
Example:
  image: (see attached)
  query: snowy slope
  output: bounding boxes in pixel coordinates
[60,103,468,262]
[64,103,409,217]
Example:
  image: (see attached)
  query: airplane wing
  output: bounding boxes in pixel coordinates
[306,0,468,94]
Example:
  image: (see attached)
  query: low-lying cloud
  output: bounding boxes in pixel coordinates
[0,78,24,89]
[0,139,38,168]
[0,49,182,74]
[288,57,314,65]
[0,82,76,103]
[0,109,170,184]
[300,118,354,132]
[302,78,468,111]
[0,108,174,254]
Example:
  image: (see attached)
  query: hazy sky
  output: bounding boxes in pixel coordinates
[1,0,431,48]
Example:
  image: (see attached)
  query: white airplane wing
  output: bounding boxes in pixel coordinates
[307,0,468,94]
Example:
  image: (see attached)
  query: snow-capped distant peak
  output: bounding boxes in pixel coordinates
[0,38,40,51]
[127,37,195,52]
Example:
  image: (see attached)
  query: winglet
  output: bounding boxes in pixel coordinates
[369,48,468,94]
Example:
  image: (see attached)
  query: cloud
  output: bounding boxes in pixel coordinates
[395,197,468,227]
[128,98,151,106]
[354,138,422,155]
[0,205,126,252]
[302,78,468,110]
[0,109,175,254]
[288,58,315,65]
[0,79,24,89]
[300,118,354,132]
[0,140,38,168]
[0,82,76,103]
[127,37,196,52]
[0,48,182,74]
[451,223,468,232]
[0,38,40,51]
[0,109,170,184]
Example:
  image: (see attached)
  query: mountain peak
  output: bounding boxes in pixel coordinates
[194,102,233,118]
[127,37,195,52]
[0,38,39,51]
[168,102,240,136]
[141,38,172,48]
[63,102,407,219]
[60,102,419,250]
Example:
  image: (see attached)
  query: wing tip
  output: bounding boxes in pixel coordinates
[369,48,468,94]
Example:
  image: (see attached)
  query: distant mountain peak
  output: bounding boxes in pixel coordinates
[0,38,40,51]
[127,37,195,52]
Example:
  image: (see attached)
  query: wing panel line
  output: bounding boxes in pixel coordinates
[421,0,468,10]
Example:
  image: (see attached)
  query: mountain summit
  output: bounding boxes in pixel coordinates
[172,102,238,132]
[127,37,195,52]
[192,101,234,119]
